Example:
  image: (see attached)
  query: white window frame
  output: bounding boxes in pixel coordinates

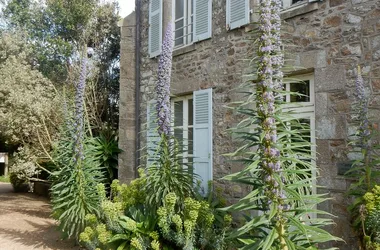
[172,0,194,49]
[171,95,194,163]
[283,74,316,222]
[282,0,307,10]
[283,74,316,192]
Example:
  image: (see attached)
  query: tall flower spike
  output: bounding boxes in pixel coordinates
[74,56,87,162]
[257,0,288,248]
[355,65,370,148]
[156,22,174,136]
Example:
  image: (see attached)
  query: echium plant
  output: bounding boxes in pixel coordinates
[145,22,195,209]
[51,52,104,239]
[347,66,380,235]
[224,0,340,248]
[73,57,87,162]
[156,21,173,136]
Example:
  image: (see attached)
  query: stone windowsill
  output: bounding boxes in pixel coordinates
[173,43,196,57]
[281,2,319,20]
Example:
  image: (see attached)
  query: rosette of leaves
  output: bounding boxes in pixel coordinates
[145,134,196,210]
[87,127,121,184]
[223,0,340,248]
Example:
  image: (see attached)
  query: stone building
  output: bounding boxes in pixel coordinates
[119,0,380,248]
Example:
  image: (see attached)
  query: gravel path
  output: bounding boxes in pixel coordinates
[0,182,80,250]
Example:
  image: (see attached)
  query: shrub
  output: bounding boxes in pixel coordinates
[362,185,380,248]
[79,175,230,250]
[9,146,40,192]
[157,193,230,250]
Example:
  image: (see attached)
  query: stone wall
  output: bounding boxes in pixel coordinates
[120,0,380,248]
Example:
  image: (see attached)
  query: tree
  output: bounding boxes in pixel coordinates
[0,32,60,151]
[1,0,121,129]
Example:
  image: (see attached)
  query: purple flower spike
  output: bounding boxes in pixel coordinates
[355,66,370,149]
[73,57,87,163]
[256,0,287,214]
[156,22,174,136]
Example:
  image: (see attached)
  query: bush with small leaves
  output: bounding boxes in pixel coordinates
[157,193,231,250]
[362,185,380,248]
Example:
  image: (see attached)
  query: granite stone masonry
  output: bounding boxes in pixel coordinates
[120,0,380,248]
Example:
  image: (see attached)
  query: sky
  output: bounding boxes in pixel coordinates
[118,0,135,18]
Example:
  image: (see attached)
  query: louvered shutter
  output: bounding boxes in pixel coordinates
[193,89,213,195]
[147,100,159,166]
[149,0,162,58]
[226,0,250,30]
[194,0,212,42]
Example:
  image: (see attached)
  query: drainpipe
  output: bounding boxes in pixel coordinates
[135,0,141,177]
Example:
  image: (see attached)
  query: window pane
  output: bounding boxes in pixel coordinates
[175,0,184,19]
[188,99,193,125]
[175,20,184,46]
[292,0,303,3]
[290,119,311,154]
[174,128,184,147]
[188,127,193,155]
[189,0,194,42]
[174,101,183,127]
[290,80,310,103]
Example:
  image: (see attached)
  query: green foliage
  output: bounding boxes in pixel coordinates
[0,32,60,148]
[145,134,196,210]
[157,193,230,250]
[9,146,40,192]
[362,185,380,247]
[1,0,121,127]
[79,175,156,250]
[79,172,229,250]
[50,111,104,239]
[110,172,147,209]
[87,128,121,183]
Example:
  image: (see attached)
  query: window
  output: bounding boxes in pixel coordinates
[172,96,194,163]
[283,75,316,221]
[282,0,318,10]
[226,0,250,30]
[149,0,212,57]
[147,89,213,194]
[173,0,194,47]
[149,0,163,57]
[283,75,316,184]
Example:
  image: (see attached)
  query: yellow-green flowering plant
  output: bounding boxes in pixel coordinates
[361,185,380,249]
[157,193,231,250]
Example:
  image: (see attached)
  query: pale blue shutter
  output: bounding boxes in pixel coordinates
[226,0,250,30]
[194,0,212,42]
[149,0,162,58]
[193,89,213,194]
[147,101,159,166]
